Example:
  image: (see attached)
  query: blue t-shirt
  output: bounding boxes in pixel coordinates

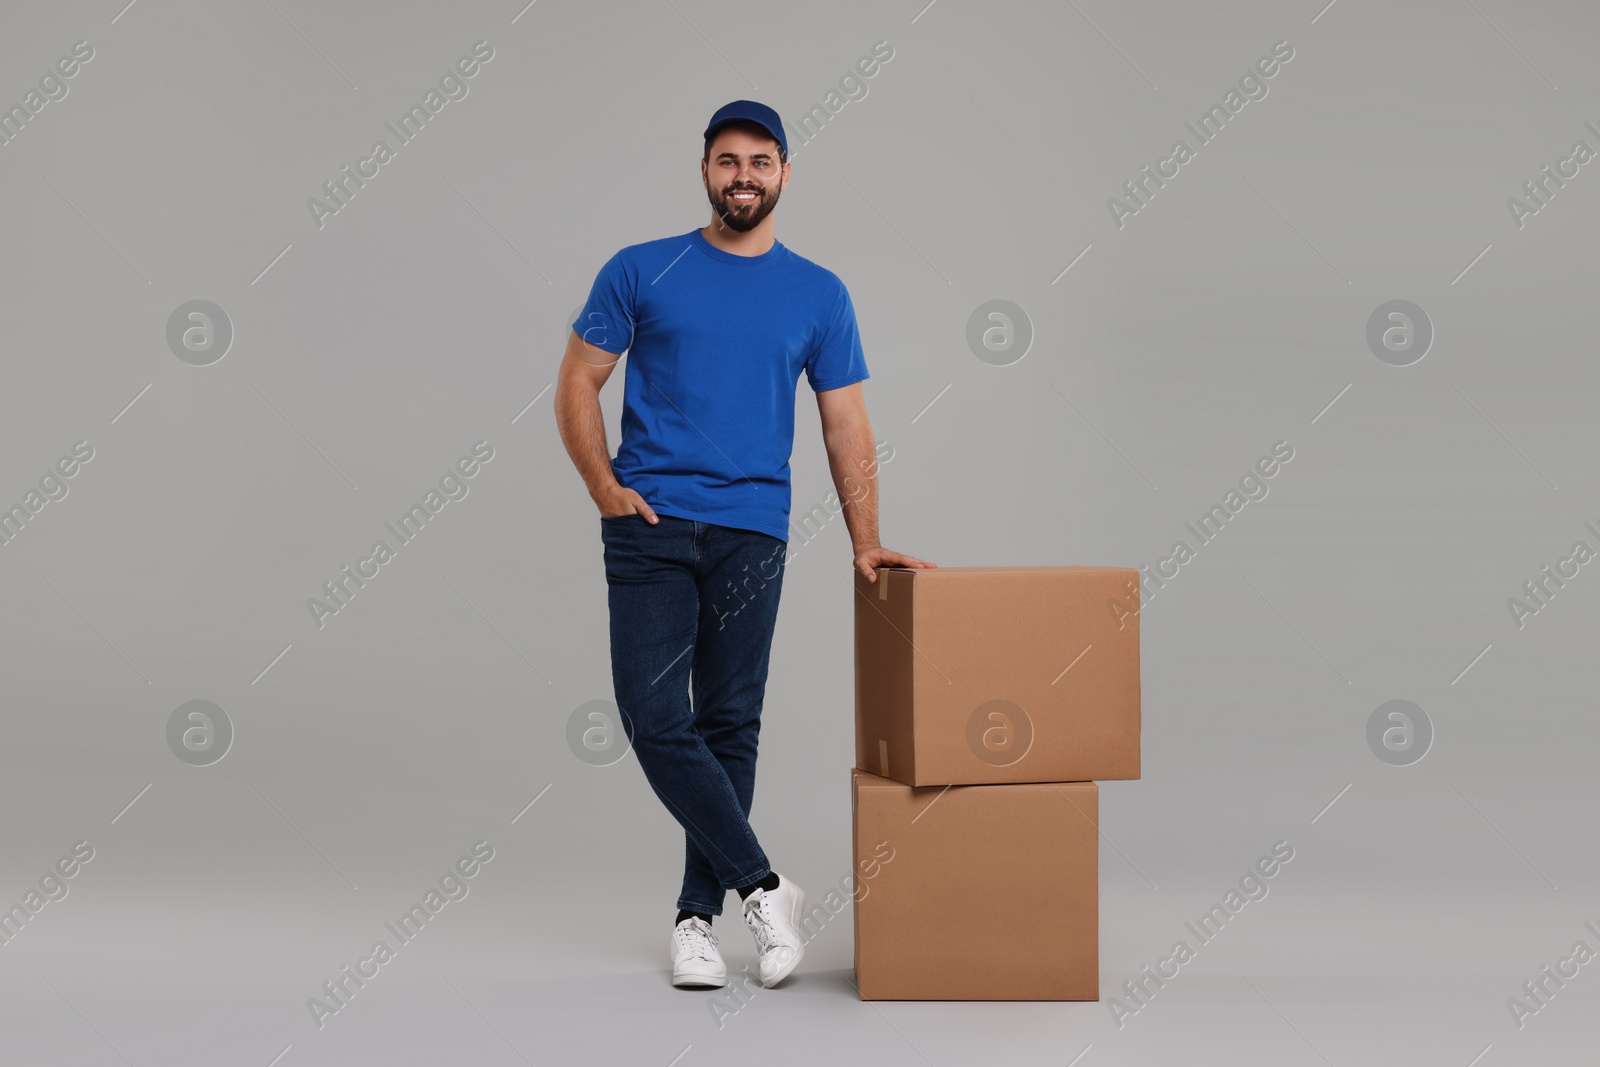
[574,227,869,543]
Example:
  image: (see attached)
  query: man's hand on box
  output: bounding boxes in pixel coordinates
[854,546,936,584]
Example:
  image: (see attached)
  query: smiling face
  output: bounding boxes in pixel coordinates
[702,121,788,233]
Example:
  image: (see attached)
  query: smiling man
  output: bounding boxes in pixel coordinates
[554,99,934,991]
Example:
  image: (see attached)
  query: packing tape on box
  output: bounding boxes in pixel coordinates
[878,739,889,776]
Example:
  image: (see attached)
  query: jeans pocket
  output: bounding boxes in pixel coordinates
[599,514,639,542]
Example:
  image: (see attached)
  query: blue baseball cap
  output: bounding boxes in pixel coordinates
[703,100,788,159]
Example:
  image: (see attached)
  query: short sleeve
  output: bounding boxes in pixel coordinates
[573,251,636,355]
[805,283,870,393]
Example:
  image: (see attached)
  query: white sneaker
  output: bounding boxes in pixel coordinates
[740,873,806,987]
[670,916,727,988]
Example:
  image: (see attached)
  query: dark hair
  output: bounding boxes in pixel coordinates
[703,119,786,164]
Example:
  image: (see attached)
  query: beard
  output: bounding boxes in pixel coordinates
[707,180,780,233]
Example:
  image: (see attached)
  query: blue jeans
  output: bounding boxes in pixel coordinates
[599,512,788,916]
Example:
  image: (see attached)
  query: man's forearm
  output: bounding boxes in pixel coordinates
[823,417,880,552]
[555,380,620,504]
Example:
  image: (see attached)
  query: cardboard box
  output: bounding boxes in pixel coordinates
[855,565,1140,786]
[851,768,1098,1000]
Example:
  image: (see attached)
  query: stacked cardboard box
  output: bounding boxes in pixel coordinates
[851,566,1141,1000]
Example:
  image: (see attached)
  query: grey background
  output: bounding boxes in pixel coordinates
[1,0,1595,1063]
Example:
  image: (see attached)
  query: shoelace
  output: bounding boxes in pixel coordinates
[743,896,778,952]
[676,918,719,961]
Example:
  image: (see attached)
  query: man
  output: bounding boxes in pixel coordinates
[554,100,935,991]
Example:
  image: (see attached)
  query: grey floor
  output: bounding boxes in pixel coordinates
[3,752,1593,1066]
